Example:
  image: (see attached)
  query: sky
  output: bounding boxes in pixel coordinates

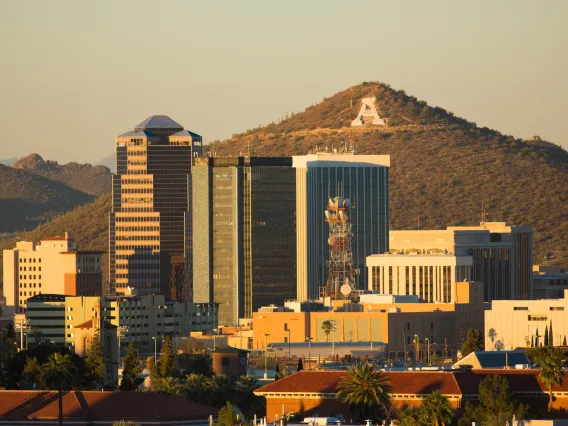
[0,0,567,165]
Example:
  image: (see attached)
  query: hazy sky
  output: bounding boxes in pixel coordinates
[1,0,567,164]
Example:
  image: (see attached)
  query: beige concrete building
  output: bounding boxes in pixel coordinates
[253,281,484,359]
[484,290,568,350]
[3,234,103,315]
[389,222,532,301]
[26,291,218,354]
[533,265,568,299]
[366,253,473,303]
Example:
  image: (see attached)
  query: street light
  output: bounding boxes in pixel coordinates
[306,337,313,370]
[14,316,29,352]
[425,338,430,366]
[264,333,270,380]
[414,334,420,363]
[152,336,157,363]
[284,325,291,367]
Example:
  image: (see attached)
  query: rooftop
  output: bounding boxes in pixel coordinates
[0,390,217,424]
[134,115,184,132]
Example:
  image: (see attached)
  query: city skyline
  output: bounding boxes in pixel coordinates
[1,1,568,165]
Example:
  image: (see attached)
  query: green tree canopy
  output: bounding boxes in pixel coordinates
[539,347,565,412]
[84,332,105,388]
[21,357,42,389]
[419,390,453,426]
[461,329,483,358]
[321,320,336,342]
[218,401,238,426]
[119,343,143,391]
[41,353,77,390]
[336,363,392,421]
[159,336,176,378]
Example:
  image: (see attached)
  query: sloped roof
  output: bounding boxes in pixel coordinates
[0,391,217,423]
[134,115,183,132]
[117,130,156,138]
[454,350,530,369]
[255,370,461,396]
[170,129,202,139]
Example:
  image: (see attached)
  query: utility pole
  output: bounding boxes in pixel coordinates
[264,333,270,380]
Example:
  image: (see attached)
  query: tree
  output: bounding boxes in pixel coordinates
[564,336,567,346]
[120,343,143,391]
[459,374,527,426]
[236,375,258,392]
[21,357,42,389]
[153,377,183,397]
[218,401,238,426]
[539,347,565,412]
[397,407,420,426]
[544,325,549,347]
[321,320,336,342]
[42,353,77,426]
[84,332,105,388]
[531,335,535,348]
[336,363,392,421]
[159,336,176,378]
[461,329,482,357]
[536,329,540,347]
[183,373,213,403]
[419,390,453,426]
[549,321,553,347]
[297,357,303,372]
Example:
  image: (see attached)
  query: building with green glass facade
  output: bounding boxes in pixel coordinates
[192,157,296,326]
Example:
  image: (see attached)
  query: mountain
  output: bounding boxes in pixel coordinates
[0,157,18,166]
[0,164,96,232]
[208,82,568,266]
[96,152,116,173]
[12,153,112,196]
[0,193,112,294]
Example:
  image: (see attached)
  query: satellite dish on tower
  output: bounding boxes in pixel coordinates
[340,284,352,296]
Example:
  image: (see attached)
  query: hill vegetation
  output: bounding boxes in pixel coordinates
[12,153,112,196]
[209,82,568,266]
[0,164,95,232]
[0,193,111,294]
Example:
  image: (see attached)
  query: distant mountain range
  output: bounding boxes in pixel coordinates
[0,157,18,166]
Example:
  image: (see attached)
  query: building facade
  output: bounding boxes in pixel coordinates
[109,115,202,299]
[26,292,218,353]
[532,264,568,299]
[294,154,390,300]
[192,157,296,326]
[366,253,473,303]
[3,234,103,314]
[484,289,568,350]
[253,281,484,359]
[389,222,532,301]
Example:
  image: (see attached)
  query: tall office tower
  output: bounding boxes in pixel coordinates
[109,116,202,299]
[192,157,296,326]
[389,222,532,301]
[294,154,391,300]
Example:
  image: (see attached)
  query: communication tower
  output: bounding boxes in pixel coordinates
[324,196,359,297]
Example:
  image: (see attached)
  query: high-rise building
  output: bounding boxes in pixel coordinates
[2,234,102,314]
[389,222,532,301]
[109,115,202,299]
[293,154,390,300]
[192,157,296,326]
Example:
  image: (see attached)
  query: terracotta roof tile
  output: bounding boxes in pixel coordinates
[0,391,217,422]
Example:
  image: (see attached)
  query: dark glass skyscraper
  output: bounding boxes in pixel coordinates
[109,116,202,299]
[192,157,296,326]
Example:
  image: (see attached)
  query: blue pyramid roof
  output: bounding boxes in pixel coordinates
[170,130,202,139]
[134,115,183,132]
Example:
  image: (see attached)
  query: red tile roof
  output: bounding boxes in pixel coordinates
[255,369,568,398]
[255,370,461,396]
[0,390,217,422]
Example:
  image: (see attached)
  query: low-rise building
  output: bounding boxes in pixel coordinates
[366,252,473,303]
[254,370,568,422]
[485,289,568,350]
[3,234,103,314]
[533,265,568,299]
[26,292,218,354]
[253,281,485,360]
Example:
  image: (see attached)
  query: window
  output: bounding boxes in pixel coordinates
[550,307,564,311]
[514,307,528,311]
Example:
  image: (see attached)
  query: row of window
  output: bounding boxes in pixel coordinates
[19,258,41,263]
[20,283,41,288]
[20,275,41,280]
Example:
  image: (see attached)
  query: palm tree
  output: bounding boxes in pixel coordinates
[236,375,258,392]
[154,376,183,397]
[321,320,336,342]
[397,407,420,426]
[336,363,392,421]
[419,390,453,426]
[183,373,213,403]
[539,347,565,412]
[42,353,77,426]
